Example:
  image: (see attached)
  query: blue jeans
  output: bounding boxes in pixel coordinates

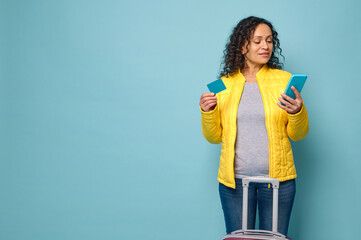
[219,178,295,236]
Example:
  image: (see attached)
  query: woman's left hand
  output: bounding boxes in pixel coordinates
[277,86,303,114]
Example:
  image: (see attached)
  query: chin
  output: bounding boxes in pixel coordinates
[260,58,271,64]
[258,60,269,65]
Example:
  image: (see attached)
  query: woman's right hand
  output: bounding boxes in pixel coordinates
[199,93,218,112]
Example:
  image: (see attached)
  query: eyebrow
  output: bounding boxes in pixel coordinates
[253,35,273,38]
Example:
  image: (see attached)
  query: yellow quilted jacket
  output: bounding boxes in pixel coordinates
[201,65,309,189]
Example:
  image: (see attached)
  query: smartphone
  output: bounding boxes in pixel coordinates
[280,74,307,106]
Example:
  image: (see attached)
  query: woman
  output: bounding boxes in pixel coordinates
[199,16,309,236]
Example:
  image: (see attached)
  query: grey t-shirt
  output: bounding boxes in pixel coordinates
[234,82,269,178]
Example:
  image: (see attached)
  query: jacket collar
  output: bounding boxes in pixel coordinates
[256,64,268,77]
[235,64,269,82]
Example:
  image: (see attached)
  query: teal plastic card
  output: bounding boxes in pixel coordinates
[207,79,226,94]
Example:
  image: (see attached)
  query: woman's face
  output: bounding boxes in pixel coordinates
[242,23,273,67]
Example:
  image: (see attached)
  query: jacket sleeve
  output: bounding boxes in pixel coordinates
[287,102,309,141]
[200,104,222,144]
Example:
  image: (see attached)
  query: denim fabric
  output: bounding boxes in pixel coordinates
[219,178,295,236]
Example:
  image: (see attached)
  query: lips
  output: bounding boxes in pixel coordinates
[259,52,269,56]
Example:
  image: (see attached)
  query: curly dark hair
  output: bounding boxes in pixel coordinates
[219,16,284,78]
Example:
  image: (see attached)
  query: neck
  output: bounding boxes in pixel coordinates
[242,63,264,76]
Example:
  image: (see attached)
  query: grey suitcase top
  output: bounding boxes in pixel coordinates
[221,177,292,240]
[222,229,291,240]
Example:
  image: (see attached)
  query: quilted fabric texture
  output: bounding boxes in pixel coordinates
[201,65,309,189]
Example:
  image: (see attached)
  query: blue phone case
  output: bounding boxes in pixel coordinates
[281,74,307,105]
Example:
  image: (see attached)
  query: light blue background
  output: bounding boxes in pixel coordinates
[1,0,360,239]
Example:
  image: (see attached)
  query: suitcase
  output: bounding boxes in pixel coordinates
[221,177,292,240]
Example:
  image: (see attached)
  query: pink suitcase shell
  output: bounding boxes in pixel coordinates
[221,177,292,240]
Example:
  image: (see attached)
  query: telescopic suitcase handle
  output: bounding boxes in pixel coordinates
[242,177,280,233]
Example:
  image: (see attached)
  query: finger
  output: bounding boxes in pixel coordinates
[277,102,295,114]
[203,100,218,108]
[280,93,296,105]
[202,95,217,101]
[284,92,303,110]
[277,102,290,111]
[202,101,217,111]
[200,93,216,102]
[204,101,217,108]
[200,98,217,106]
[201,92,216,99]
[278,97,293,107]
[291,86,302,100]
[200,96,217,105]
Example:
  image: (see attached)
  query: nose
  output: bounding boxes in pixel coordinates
[261,40,269,50]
